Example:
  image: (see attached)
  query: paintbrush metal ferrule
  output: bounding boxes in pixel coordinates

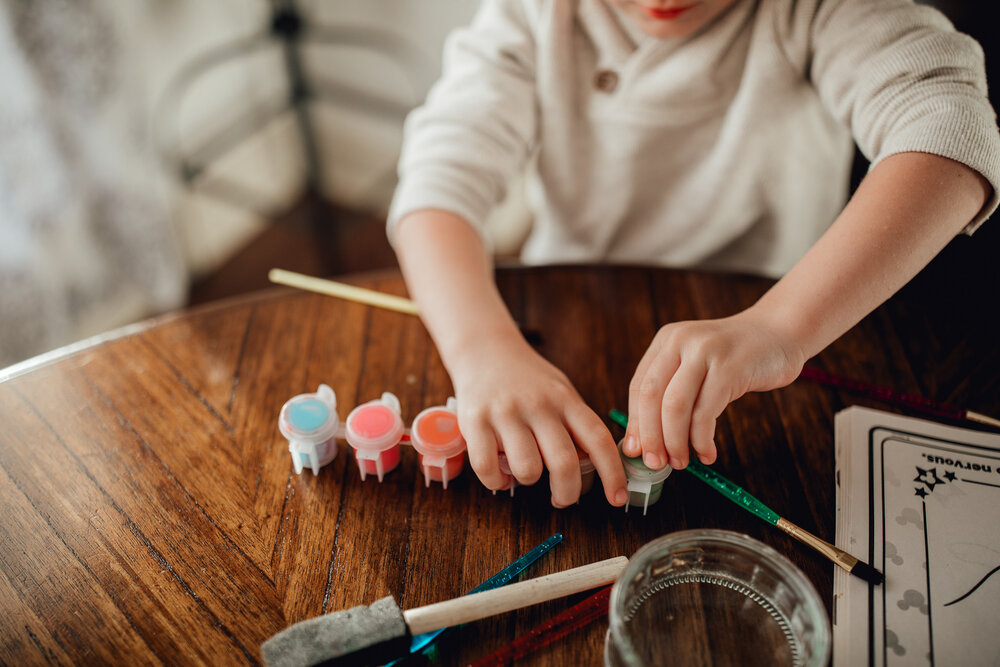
[775,517,856,572]
[775,517,883,585]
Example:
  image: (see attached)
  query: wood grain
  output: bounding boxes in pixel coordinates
[2,265,997,666]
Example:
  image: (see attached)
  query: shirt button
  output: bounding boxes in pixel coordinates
[594,69,618,93]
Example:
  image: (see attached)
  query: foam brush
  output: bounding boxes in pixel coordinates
[260,556,627,667]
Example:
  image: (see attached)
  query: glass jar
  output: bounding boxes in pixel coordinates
[606,529,830,667]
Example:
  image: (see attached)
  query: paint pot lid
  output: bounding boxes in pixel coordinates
[617,439,672,483]
[411,406,465,458]
[346,400,404,451]
[577,449,595,474]
[279,385,339,444]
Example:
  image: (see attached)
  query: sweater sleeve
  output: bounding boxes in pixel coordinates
[386,0,538,248]
[789,0,1000,232]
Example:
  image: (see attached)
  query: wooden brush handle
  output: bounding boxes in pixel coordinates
[269,268,420,315]
[402,556,628,636]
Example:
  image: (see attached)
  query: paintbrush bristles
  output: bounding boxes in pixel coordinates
[849,559,885,586]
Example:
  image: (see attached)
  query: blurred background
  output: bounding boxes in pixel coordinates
[0,0,996,369]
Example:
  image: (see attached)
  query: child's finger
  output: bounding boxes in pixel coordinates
[532,417,581,507]
[623,339,661,457]
[658,360,706,470]
[460,414,507,490]
[629,351,680,468]
[497,419,545,486]
[564,404,627,506]
[689,377,726,464]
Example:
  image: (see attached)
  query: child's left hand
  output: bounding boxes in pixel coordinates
[621,310,806,469]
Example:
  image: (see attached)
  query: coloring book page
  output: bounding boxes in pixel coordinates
[833,407,1000,666]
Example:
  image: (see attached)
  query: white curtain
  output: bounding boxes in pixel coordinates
[0,0,186,368]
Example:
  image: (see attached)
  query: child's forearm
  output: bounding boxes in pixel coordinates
[747,152,991,358]
[393,209,526,369]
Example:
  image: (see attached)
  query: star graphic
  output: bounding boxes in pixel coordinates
[915,487,928,498]
[943,470,957,482]
[914,467,942,491]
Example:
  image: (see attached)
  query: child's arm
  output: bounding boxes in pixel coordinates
[394,208,629,507]
[623,151,992,470]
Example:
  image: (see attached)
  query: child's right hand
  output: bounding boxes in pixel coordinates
[392,208,626,507]
[446,330,629,508]
[621,309,806,470]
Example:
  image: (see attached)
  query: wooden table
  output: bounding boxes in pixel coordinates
[2,264,998,666]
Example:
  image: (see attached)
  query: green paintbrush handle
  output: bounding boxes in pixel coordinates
[607,409,779,525]
[683,461,779,525]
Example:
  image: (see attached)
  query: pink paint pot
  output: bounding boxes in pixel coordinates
[410,397,467,489]
[345,392,405,482]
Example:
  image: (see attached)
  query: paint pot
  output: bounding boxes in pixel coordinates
[493,453,516,497]
[617,439,671,515]
[345,392,405,482]
[278,384,340,475]
[578,450,596,495]
[410,397,466,488]
[605,530,830,666]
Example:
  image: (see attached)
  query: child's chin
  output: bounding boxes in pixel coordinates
[636,15,703,39]
[639,23,696,39]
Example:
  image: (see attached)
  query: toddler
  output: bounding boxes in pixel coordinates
[387,0,1000,507]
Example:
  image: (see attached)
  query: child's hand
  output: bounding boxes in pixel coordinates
[622,310,806,470]
[448,331,629,508]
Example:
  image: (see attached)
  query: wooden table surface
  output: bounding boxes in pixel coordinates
[2,264,998,666]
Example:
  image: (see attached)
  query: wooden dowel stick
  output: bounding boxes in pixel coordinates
[402,556,628,636]
[966,411,1000,429]
[268,268,420,316]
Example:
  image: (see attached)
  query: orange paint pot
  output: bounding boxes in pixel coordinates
[418,451,466,483]
[410,398,467,489]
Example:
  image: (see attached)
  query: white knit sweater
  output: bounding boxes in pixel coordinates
[388,0,1000,277]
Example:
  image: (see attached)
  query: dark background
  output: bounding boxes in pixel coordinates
[879,1,999,312]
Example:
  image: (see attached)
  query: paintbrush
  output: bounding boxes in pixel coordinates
[269,268,420,315]
[260,556,627,667]
[387,532,563,664]
[268,268,544,345]
[799,365,1000,429]
[470,585,613,666]
[608,409,883,586]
